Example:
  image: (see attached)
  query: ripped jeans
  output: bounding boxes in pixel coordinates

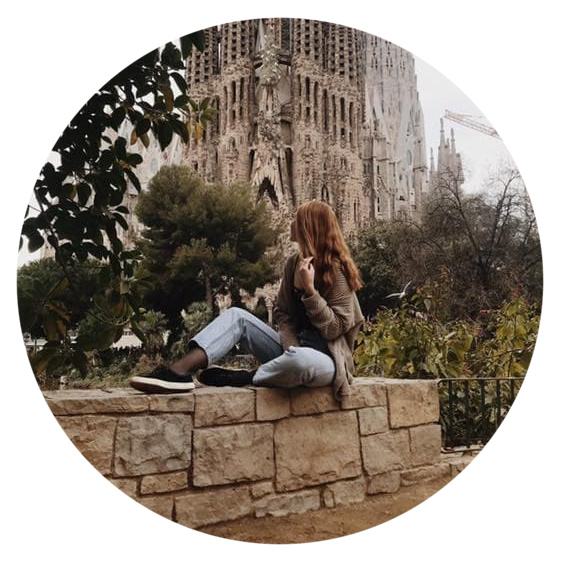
[189,307,335,388]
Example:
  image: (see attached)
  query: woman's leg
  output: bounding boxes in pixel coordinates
[252,346,335,388]
[175,306,283,371]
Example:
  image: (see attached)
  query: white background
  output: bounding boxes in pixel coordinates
[2,2,560,560]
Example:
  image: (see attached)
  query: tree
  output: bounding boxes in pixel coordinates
[423,165,542,315]
[349,225,401,317]
[354,165,542,320]
[18,258,106,339]
[137,310,168,357]
[18,32,215,376]
[135,165,280,323]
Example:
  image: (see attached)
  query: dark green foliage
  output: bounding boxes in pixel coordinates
[135,165,280,321]
[18,258,106,338]
[18,33,212,376]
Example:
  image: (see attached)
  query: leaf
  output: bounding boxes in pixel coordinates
[135,117,151,136]
[27,232,45,253]
[124,168,142,192]
[161,83,174,112]
[140,133,150,149]
[157,121,174,150]
[30,346,59,375]
[174,94,189,108]
[171,72,188,93]
[127,153,143,166]
[77,183,91,206]
[114,212,129,231]
[110,106,126,130]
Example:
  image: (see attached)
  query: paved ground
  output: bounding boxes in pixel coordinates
[198,475,454,544]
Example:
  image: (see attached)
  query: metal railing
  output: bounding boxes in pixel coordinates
[438,377,524,450]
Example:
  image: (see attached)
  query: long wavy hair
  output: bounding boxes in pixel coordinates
[293,200,363,292]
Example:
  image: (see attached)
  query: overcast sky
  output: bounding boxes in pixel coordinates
[415,55,515,190]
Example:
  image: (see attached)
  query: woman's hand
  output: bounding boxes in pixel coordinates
[298,256,316,295]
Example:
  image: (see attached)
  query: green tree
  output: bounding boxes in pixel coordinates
[349,223,401,317]
[138,310,168,357]
[18,258,106,339]
[19,33,215,376]
[135,165,280,322]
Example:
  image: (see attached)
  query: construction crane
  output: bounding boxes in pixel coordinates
[444,110,501,139]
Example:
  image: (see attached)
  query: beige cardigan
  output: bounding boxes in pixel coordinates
[272,253,365,401]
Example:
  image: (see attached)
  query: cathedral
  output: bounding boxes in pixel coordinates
[176,18,430,234]
[43,19,464,262]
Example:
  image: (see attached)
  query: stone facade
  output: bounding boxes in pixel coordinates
[178,18,429,234]
[44,378,476,531]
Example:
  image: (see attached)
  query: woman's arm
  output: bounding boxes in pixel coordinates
[301,266,355,341]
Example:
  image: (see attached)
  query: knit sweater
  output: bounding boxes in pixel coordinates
[273,253,365,401]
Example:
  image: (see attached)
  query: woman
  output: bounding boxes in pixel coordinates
[129,200,364,401]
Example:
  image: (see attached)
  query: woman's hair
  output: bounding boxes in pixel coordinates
[294,200,363,292]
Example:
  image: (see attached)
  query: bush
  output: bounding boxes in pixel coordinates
[353,284,540,380]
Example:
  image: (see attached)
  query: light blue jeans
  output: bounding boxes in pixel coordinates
[189,307,335,388]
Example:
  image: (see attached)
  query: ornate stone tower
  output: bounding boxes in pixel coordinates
[429,118,464,190]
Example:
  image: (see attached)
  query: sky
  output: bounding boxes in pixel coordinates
[415,55,515,191]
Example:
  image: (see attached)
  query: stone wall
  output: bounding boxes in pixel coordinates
[43,378,471,530]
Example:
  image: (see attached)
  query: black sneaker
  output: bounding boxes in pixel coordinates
[129,365,195,393]
[198,367,256,387]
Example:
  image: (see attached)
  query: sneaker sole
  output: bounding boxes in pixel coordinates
[129,376,195,393]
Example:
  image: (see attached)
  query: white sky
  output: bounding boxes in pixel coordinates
[415,55,515,190]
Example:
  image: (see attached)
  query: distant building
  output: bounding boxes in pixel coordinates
[429,118,464,190]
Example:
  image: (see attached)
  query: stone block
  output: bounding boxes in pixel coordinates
[409,424,442,467]
[290,386,339,415]
[361,429,411,476]
[255,387,290,421]
[192,424,274,487]
[358,407,389,435]
[367,472,401,494]
[251,481,275,499]
[57,415,117,475]
[148,393,194,413]
[175,487,253,528]
[137,496,174,520]
[400,462,451,486]
[194,387,254,427]
[114,414,192,477]
[341,378,387,410]
[450,457,473,476]
[323,478,366,508]
[106,477,139,499]
[140,471,189,495]
[45,389,149,415]
[386,380,439,428]
[275,412,362,491]
[255,489,321,518]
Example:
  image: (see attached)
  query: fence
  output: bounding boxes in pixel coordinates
[438,377,524,450]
